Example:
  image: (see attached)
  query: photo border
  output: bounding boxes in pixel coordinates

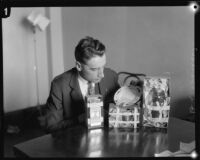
[0,0,199,158]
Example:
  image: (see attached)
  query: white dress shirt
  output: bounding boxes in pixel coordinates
[77,73,89,100]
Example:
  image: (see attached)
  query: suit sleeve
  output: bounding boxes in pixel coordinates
[105,70,120,104]
[40,81,77,133]
[103,69,120,127]
[111,71,120,102]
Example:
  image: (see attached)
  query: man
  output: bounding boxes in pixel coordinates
[40,36,120,133]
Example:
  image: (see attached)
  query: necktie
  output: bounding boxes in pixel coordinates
[88,82,95,95]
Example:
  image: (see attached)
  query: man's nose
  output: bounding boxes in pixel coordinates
[98,68,104,78]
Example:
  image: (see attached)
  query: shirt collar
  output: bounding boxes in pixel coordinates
[77,72,89,85]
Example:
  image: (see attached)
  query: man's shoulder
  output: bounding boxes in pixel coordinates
[52,67,76,84]
[104,67,118,76]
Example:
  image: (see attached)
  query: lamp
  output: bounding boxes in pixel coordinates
[27,11,50,32]
[26,11,50,114]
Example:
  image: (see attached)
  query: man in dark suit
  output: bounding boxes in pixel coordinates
[40,36,119,133]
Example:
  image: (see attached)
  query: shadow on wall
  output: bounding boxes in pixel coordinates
[170,96,191,119]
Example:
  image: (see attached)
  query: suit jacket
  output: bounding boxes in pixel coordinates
[41,67,119,133]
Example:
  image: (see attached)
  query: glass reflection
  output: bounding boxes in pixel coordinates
[89,150,102,157]
[79,128,103,157]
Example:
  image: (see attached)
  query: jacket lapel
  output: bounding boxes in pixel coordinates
[69,69,86,114]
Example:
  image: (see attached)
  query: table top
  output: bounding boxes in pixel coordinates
[13,117,195,157]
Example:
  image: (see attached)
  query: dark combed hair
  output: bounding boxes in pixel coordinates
[75,36,106,64]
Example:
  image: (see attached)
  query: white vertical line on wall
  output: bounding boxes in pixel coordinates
[33,31,40,107]
[34,8,50,105]
[49,7,64,78]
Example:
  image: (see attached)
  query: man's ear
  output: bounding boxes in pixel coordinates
[76,61,82,71]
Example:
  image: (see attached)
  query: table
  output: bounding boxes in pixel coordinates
[13,117,195,157]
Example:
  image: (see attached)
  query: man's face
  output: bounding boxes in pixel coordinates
[77,54,106,83]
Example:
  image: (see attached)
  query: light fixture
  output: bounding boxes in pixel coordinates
[27,11,50,32]
[26,11,50,113]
